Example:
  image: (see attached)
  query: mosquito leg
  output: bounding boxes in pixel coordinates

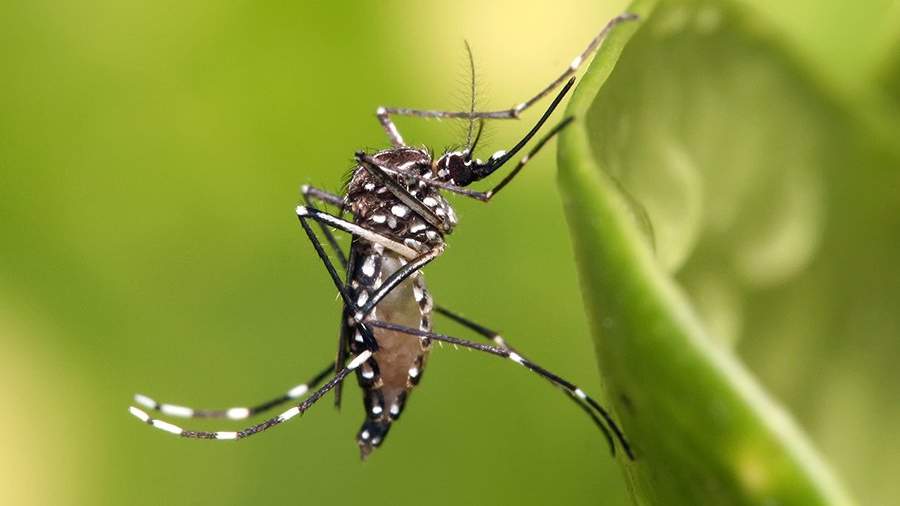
[365,320,634,459]
[129,351,373,440]
[301,185,351,266]
[133,362,333,421]
[297,205,418,259]
[297,186,357,406]
[301,184,348,211]
[433,305,616,455]
[376,107,406,147]
[375,14,636,125]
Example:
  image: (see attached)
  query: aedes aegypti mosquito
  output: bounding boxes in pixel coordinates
[130,13,637,460]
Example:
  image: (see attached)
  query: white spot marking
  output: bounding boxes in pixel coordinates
[361,367,375,379]
[227,407,250,420]
[129,406,150,423]
[371,405,383,415]
[371,214,386,224]
[134,394,156,409]
[355,331,365,343]
[391,204,409,218]
[357,291,369,307]
[422,197,438,207]
[408,367,419,378]
[152,419,183,435]
[570,55,583,69]
[425,230,439,241]
[509,352,525,365]
[295,205,309,217]
[288,384,309,399]
[410,223,427,233]
[361,430,370,440]
[574,388,587,400]
[161,404,193,418]
[362,257,376,277]
[491,150,507,160]
[387,216,398,229]
[216,431,238,440]
[279,406,301,421]
[348,350,373,370]
[390,404,400,416]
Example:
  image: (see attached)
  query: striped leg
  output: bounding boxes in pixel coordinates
[297,185,355,407]
[374,14,638,136]
[434,306,616,455]
[129,351,372,440]
[297,205,418,260]
[133,363,333,421]
[366,320,634,459]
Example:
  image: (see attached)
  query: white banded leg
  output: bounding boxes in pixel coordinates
[132,363,333,421]
[301,184,352,265]
[365,320,634,459]
[129,351,372,440]
[295,185,356,407]
[301,184,348,211]
[296,205,418,260]
[374,14,637,132]
[434,305,617,454]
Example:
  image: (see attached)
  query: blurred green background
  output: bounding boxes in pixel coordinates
[1,1,897,505]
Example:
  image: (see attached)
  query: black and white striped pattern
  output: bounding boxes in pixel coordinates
[128,351,372,440]
[132,363,333,421]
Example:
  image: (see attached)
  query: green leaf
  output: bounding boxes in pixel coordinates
[557,0,859,504]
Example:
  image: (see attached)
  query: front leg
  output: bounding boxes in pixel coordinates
[296,205,418,260]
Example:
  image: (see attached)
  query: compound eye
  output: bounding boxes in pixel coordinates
[440,154,472,186]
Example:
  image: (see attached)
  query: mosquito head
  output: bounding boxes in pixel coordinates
[434,149,506,187]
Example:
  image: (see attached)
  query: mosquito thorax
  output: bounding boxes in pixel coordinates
[347,147,459,241]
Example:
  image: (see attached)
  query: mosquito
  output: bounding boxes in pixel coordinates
[129,13,637,460]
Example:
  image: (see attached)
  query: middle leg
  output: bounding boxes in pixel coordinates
[434,306,617,455]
